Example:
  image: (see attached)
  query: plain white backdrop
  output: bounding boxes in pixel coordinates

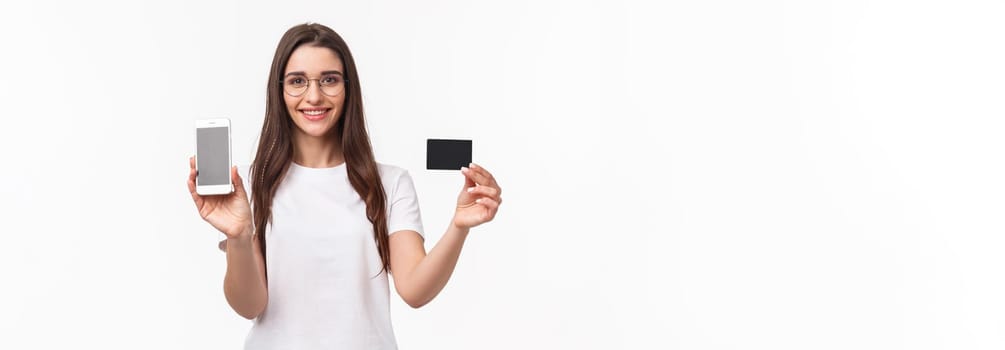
[1,0,1004,349]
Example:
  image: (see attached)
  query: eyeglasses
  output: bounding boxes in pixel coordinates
[282,74,347,97]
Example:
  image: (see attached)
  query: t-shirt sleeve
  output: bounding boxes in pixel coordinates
[388,170,425,238]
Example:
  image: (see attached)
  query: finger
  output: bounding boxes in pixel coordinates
[461,165,492,187]
[187,176,196,195]
[475,197,500,220]
[466,185,500,200]
[469,163,499,189]
[460,168,476,188]
[476,197,499,211]
[189,157,199,183]
[188,158,205,208]
[188,162,197,190]
[188,177,204,209]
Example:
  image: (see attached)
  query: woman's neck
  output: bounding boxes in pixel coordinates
[292,132,345,168]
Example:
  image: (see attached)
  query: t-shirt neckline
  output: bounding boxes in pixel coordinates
[291,161,346,171]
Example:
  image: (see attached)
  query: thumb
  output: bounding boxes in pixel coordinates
[232,166,248,196]
[462,169,476,189]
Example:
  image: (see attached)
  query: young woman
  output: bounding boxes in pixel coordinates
[186,23,502,349]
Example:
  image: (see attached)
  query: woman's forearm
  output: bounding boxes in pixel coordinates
[400,224,470,308]
[223,227,268,319]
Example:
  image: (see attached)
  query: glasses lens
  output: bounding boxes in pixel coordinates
[320,75,345,96]
[284,76,308,96]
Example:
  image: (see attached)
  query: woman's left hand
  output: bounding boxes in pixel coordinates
[452,163,502,229]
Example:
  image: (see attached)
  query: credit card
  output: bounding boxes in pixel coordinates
[427,139,472,170]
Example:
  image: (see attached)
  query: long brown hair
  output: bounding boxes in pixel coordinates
[251,23,391,277]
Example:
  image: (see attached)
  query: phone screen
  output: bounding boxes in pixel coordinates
[197,126,230,186]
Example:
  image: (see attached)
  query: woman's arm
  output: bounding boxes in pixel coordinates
[389,226,469,308]
[223,225,269,319]
[188,158,269,319]
[389,164,502,308]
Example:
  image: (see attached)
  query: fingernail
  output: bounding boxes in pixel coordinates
[467,187,475,192]
[475,198,482,203]
[461,167,469,172]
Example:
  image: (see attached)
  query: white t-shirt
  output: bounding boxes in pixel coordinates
[238,161,424,350]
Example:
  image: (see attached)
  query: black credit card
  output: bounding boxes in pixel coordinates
[427,139,472,170]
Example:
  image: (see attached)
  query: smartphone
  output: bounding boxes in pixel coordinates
[427,139,473,170]
[195,118,234,196]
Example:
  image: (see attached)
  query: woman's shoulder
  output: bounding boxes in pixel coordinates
[376,163,418,198]
[376,162,411,180]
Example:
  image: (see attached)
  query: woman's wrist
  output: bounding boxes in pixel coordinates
[448,221,471,236]
[229,223,255,242]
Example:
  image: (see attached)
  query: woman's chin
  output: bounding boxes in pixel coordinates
[295,123,336,138]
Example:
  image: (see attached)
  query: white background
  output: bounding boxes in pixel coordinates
[1,0,1003,349]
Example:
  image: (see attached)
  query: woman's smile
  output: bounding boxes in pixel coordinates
[299,107,331,121]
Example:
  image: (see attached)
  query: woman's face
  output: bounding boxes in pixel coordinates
[283,45,347,139]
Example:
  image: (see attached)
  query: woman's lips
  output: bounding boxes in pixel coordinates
[300,108,330,121]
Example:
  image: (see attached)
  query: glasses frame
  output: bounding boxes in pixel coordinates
[280,74,348,97]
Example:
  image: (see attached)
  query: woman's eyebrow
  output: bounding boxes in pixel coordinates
[285,70,344,77]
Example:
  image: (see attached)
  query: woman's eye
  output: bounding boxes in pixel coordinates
[321,75,341,85]
[288,77,306,86]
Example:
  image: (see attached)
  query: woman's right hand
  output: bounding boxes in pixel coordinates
[188,156,253,241]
